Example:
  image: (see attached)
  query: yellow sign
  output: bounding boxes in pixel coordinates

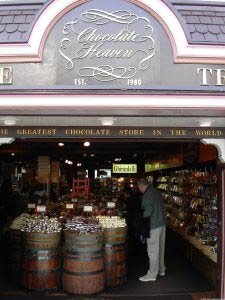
[113,164,137,174]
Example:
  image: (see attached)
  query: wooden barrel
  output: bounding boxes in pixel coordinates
[21,232,61,292]
[105,244,127,287]
[63,231,104,294]
[62,251,104,294]
[23,232,61,251]
[103,227,127,245]
[10,229,23,283]
[103,227,127,287]
[64,231,103,253]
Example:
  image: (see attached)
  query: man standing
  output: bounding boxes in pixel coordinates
[137,178,166,282]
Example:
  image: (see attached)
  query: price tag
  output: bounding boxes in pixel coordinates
[112,198,117,202]
[28,203,36,209]
[72,198,78,203]
[66,204,74,209]
[37,205,46,213]
[83,205,93,212]
[107,202,115,209]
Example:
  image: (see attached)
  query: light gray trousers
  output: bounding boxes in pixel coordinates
[146,225,166,278]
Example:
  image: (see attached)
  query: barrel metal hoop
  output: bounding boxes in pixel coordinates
[66,250,103,256]
[63,269,104,276]
[21,268,60,273]
[105,243,126,248]
[23,249,59,254]
[65,255,103,261]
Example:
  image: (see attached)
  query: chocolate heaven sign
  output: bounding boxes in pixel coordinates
[58,1,158,86]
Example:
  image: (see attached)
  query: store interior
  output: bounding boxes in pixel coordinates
[0,138,219,299]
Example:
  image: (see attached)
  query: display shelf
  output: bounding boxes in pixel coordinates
[168,226,217,287]
[156,163,218,263]
[168,225,217,263]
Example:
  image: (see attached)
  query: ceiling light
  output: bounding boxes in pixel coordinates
[99,117,117,126]
[2,117,17,126]
[84,141,90,147]
[58,142,64,147]
[199,119,214,127]
[90,154,95,157]
[11,153,15,156]
[77,163,82,167]
[0,137,15,145]
[115,158,122,162]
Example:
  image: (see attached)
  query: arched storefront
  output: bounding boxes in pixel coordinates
[0,0,225,299]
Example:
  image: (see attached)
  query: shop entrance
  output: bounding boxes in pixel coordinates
[0,137,222,300]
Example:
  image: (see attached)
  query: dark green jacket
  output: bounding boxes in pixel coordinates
[141,186,166,230]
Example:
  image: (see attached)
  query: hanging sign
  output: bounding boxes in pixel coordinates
[113,164,137,173]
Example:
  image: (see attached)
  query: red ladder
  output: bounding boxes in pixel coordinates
[72,178,90,197]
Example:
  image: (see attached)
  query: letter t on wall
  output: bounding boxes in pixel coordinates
[196,68,212,86]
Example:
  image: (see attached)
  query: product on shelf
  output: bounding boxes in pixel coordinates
[21,215,62,233]
[64,216,102,234]
[157,163,218,256]
[96,216,127,228]
[10,213,31,230]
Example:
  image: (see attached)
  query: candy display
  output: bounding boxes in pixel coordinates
[157,164,218,257]
[64,216,102,234]
[10,213,31,230]
[96,216,127,228]
[21,215,62,233]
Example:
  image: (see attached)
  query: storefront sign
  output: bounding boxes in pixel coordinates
[0,1,224,91]
[197,68,225,86]
[59,7,155,86]
[0,127,224,139]
[113,164,137,173]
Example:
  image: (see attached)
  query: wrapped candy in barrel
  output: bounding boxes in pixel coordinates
[20,215,62,292]
[97,216,127,287]
[10,214,31,283]
[63,217,104,295]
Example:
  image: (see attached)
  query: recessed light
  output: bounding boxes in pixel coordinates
[99,117,117,126]
[58,142,64,147]
[199,119,214,127]
[11,153,15,156]
[84,141,90,147]
[2,117,18,126]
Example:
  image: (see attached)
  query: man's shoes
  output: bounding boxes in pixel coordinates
[139,274,156,282]
[158,272,165,276]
